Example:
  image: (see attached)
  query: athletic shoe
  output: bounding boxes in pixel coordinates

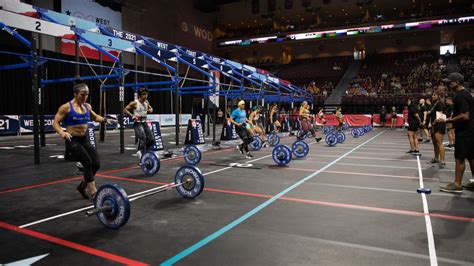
[76,181,89,199]
[440,183,463,194]
[438,162,446,169]
[462,180,474,190]
[237,145,244,155]
[315,137,322,143]
[245,153,254,159]
[406,150,415,154]
[423,140,430,143]
[89,190,97,202]
[427,158,438,164]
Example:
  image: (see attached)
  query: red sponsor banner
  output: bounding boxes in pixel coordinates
[343,114,372,126]
[60,39,118,62]
[281,114,405,127]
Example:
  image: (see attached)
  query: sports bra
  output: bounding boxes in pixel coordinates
[64,101,90,127]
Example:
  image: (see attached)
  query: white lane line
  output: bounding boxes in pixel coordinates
[416,155,438,266]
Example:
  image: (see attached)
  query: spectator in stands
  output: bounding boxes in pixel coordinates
[440,73,474,193]
[379,106,387,128]
[322,88,328,98]
[427,91,446,168]
[445,96,455,148]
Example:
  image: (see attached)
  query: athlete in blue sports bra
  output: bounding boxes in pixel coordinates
[53,82,114,200]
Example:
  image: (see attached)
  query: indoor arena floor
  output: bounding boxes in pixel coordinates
[1,127,473,265]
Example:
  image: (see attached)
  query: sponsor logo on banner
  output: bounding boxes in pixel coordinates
[87,124,96,148]
[20,115,55,133]
[195,120,205,143]
[149,121,164,150]
[159,114,176,126]
[180,21,213,42]
[180,114,192,125]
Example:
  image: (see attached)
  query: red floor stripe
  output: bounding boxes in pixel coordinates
[0,177,83,194]
[0,221,148,266]
[96,173,474,222]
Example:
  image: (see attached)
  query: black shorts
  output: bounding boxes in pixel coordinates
[380,116,386,123]
[454,137,474,160]
[432,124,446,135]
[408,122,419,132]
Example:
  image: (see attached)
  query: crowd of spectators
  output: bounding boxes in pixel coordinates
[216,5,471,40]
[341,52,447,113]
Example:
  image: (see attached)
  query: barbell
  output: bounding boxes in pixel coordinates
[85,165,205,229]
[139,144,203,176]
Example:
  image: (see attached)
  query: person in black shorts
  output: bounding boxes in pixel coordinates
[418,99,430,143]
[440,73,474,193]
[379,106,387,128]
[427,91,446,168]
[406,98,422,154]
[390,106,397,129]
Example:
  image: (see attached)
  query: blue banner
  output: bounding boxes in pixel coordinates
[185,119,205,145]
[0,115,20,135]
[220,118,238,140]
[20,115,55,133]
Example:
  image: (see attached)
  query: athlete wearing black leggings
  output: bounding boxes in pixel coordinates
[53,83,115,199]
[124,88,154,157]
